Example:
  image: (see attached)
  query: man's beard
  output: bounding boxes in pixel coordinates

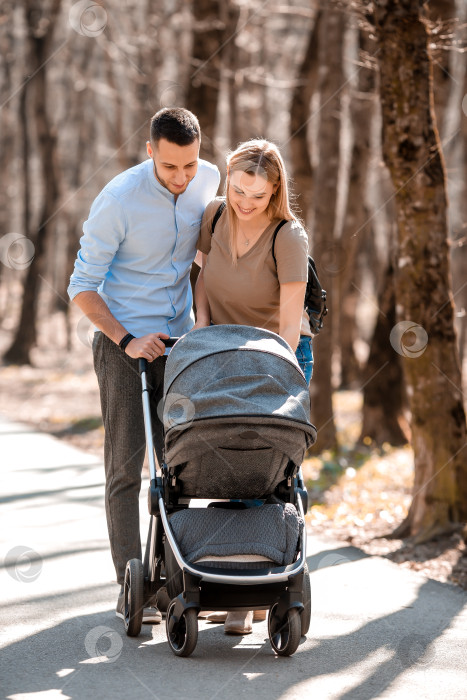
[153,161,190,195]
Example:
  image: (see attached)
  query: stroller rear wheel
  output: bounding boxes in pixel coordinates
[301,562,311,636]
[166,599,198,657]
[124,558,144,637]
[268,604,301,656]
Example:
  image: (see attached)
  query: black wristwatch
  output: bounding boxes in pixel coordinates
[119,333,135,352]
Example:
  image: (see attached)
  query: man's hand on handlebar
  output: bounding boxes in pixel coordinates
[125,333,169,361]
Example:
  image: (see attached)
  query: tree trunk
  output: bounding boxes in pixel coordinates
[338,27,377,388]
[120,2,165,166]
[221,0,241,148]
[346,27,408,442]
[54,38,97,323]
[0,13,15,246]
[186,0,223,163]
[289,10,321,227]
[425,0,457,139]
[103,35,129,171]
[452,19,467,365]
[359,259,409,446]
[309,6,346,450]
[3,0,62,365]
[374,0,467,542]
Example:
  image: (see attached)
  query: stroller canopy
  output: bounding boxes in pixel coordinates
[163,325,317,498]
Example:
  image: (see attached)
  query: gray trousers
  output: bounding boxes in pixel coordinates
[93,332,167,584]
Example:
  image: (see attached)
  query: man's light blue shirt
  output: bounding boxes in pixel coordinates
[68,158,220,337]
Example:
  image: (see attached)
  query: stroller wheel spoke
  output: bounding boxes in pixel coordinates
[166,600,198,657]
[268,603,301,657]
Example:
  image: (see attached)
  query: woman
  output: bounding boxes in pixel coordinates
[195,138,313,380]
[194,139,313,633]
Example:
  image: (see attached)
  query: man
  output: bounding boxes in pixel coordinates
[68,108,220,623]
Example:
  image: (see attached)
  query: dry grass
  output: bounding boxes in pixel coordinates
[303,391,467,590]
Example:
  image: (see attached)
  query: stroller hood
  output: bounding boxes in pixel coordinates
[161,326,316,500]
[163,324,315,435]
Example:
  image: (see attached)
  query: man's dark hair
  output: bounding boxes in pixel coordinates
[150,108,201,146]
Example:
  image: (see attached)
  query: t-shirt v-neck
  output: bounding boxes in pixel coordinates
[235,219,276,260]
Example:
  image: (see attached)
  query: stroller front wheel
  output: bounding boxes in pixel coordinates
[268,604,301,657]
[124,558,144,637]
[166,599,198,657]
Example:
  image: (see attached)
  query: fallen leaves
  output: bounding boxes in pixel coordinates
[303,391,467,591]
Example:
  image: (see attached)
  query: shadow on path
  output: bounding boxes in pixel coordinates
[1,558,466,700]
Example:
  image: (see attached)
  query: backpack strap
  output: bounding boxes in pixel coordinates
[211,200,226,235]
[271,220,289,267]
[271,218,327,335]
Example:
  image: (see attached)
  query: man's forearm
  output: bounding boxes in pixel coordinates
[73,291,128,345]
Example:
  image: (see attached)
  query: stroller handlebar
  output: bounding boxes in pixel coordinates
[138,337,179,374]
[164,337,180,348]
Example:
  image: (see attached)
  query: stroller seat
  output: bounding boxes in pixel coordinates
[168,501,304,568]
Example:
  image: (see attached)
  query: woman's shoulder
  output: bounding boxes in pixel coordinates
[199,198,227,252]
[201,197,226,233]
[204,197,226,220]
[273,218,308,246]
[279,218,307,234]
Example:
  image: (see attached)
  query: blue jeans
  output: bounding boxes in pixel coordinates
[295,335,313,386]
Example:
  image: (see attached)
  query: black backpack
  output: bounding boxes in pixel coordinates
[211,201,327,335]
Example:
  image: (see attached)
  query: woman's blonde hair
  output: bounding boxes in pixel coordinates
[225,139,297,263]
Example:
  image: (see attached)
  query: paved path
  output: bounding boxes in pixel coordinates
[1,415,467,700]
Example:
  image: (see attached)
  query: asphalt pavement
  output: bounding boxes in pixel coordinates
[1,414,467,700]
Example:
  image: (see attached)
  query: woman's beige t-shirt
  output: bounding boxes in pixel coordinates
[197,199,311,337]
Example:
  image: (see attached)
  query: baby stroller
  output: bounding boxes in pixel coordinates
[123,325,317,657]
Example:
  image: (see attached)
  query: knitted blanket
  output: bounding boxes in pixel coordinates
[168,502,303,566]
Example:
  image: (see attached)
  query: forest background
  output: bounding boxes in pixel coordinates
[1,0,467,588]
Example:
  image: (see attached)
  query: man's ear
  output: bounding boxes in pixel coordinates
[146,141,153,158]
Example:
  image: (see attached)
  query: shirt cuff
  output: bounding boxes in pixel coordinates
[67,283,99,301]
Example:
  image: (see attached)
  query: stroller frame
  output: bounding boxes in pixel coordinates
[123,349,311,657]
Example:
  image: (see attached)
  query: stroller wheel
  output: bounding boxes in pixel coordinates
[301,562,311,636]
[166,599,198,657]
[124,559,144,637]
[268,604,301,657]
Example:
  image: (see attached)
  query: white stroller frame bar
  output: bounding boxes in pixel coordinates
[141,363,159,480]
